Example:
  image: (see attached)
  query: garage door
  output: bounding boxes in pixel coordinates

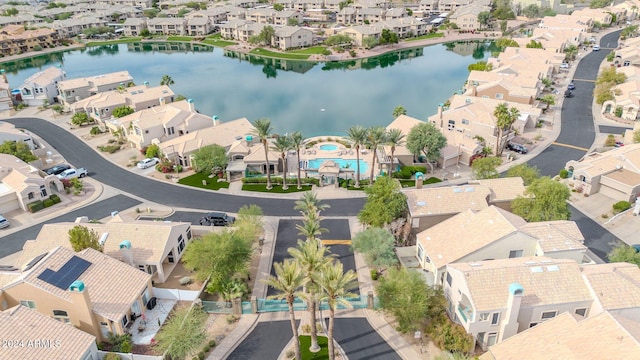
[599,184,630,202]
[0,194,19,214]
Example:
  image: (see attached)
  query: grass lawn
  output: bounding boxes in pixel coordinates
[166,36,193,42]
[85,37,142,46]
[202,38,237,47]
[177,172,230,190]
[242,184,313,193]
[249,48,310,60]
[399,177,441,188]
[299,335,329,360]
[405,33,445,42]
[287,46,327,55]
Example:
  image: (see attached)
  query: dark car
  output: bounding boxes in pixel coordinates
[43,164,71,175]
[567,82,575,90]
[199,212,235,226]
[506,142,528,154]
[564,90,573,98]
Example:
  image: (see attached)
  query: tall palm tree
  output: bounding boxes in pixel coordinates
[385,128,405,178]
[294,191,330,216]
[314,261,359,360]
[290,131,305,190]
[392,105,407,119]
[271,135,293,190]
[367,126,387,182]
[160,75,174,86]
[493,103,520,157]
[289,239,335,353]
[347,126,368,188]
[296,210,328,243]
[252,118,274,190]
[264,259,306,360]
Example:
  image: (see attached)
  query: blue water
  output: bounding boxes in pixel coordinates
[319,144,338,151]
[307,158,368,173]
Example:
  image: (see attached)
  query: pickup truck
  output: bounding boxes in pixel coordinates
[57,168,88,180]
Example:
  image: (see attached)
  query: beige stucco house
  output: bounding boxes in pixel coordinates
[449,3,490,31]
[581,262,640,322]
[57,71,134,106]
[538,14,592,33]
[122,17,147,36]
[273,26,314,50]
[147,17,187,35]
[18,66,65,107]
[0,154,62,214]
[339,24,381,47]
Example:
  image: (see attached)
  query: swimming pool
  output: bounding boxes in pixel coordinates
[306,158,368,173]
[319,144,338,151]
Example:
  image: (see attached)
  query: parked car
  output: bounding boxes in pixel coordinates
[57,168,88,180]
[589,37,597,44]
[506,142,528,154]
[567,82,575,90]
[564,90,573,98]
[137,158,160,169]
[43,164,71,176]
[593,45,600,51]
[560,63,570,69]
[199,212,235,226]
[0,215,9,229]
[615,141,625,147]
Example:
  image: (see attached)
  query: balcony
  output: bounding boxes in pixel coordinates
[457,303,472,323]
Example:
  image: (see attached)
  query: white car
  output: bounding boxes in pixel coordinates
[137,158,159,169]
[593,45,600,51]
[0,215,9,229]
[560,63,569,69]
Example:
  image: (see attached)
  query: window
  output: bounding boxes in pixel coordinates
[575,308,587,317]
[142,287,150,305]
[529,322,539,328]
[495,93,504,99]
[446,272,452,286]
[478,312,489,321]
[40,185,47,197]
[509,250,523,258]
[417,244,424,262]
[53,310,70,324]
[177,235,185,254]
[541,311,557,320]
[491,312,500,325]
[487,332,498,346]
[28,192,34,200]
[121,315,128,328]
[447,120,455,131]
[20,300,36,309]
[624,60,631,66]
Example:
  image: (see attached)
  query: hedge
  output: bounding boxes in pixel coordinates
[613,201,631,214]
[27,200,45,213]
[393,166,428,179]
[49,194,61,204]
[43,198,54,208]
[242,177,319,186]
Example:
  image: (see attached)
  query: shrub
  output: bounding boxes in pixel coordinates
[370,269,378,280]
[613,201,631,213]
[209,340,216,347]
[27,200,45,213]
[145,143,160,158]
[605,134,616,147]
[98,144,121,153]
[559,169,569,178]
[49,194,61,203]
[103,354,120,360]
[120,340,132,354]
[90,126,102,135]
[428,318,474,354]
[43,198,54,208]
[198,352,205,360]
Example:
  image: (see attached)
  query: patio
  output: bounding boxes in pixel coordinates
[129,299,177,345]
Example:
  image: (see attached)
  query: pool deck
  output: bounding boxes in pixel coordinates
[296,141,375,177]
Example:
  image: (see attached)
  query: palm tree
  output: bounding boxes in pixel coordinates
[294,191,330,215]
[289,239,334,353]
[160,75,174,86]
[264,259,306,360]
[392,105,407,118]
[252,118,274,190]
[290,131,305,190]
[540,94,555,111]
[296,210,328,243]
[314,261,358,360]
[367,126,386,182]
[493,103,520,157]
[385,128,405,178]
[347,126,368,188]
[271,135,293,190]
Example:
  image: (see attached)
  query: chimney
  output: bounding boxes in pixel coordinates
[119,240,135,266]
[187,98,194,112]
[212,115,219,126]
[499,283,523,342]
[69,280,98,337]
[415,171,424,189]
[437,103,444,128]
[246,135,253,147]
[159,97,166,106]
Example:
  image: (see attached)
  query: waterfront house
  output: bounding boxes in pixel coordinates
[0,25,61,58]
[0,246,153,342]
[147,17,187,35]
[0,305,99,360]
[449,3,491,31]
[444,257,593,350]
[274,10,303,25]
[0,72,11,111]
[0,154,62,214]
[339,24,382,46]
[570,8,613,26]
[274,26,314,50]
[122,18,148,36]
[18,66,65,107]
[489,47,564,74]
[57,71,135,106]
[49,16,110,39]
[538,14,592,33]
[0,121,36,149]
[186,16,212,35]
[355,7,386,24]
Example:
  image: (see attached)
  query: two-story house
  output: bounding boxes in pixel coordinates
[147,17,187,35]
[122,17,147,36]
[57,71,134,106]
[18,66,65,107]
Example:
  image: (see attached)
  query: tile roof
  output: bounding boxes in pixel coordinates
[448,257,592,311]
[520,221,586,253]
[404,184,491,217]
[20,66,64,88]
[20,247,151,321]
[160,117,254,155]
[58,71,133,92]
[581,262,640,310]
[417,206,527,268]
[0,306,96,360]
[567,143,640,178]
[480,312,640,360]
[469,177,526,202]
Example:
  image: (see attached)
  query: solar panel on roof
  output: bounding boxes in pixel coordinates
[37,256,92,290]
[24,252,48,271]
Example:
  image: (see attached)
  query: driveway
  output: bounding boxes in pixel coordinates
[332,317,401,360]
[569,204,621,261]
[227,321,297,360]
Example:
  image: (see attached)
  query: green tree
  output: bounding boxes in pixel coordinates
[541,77,552,90]
[112,105,134,118]
[145,143,160,158]
[500,19,509,34]
[347,125,368,188]
[495,37,519,49]
[540,94,556,111]
[392,105,407,118]
[506,163,540,186]
[351,227,398,271]
[542,7,556,16]
[526,40,543,49]
[634,129,640,143]
[358,176,407,227]
[621,25,638,39]
[468,61,492,72]
[287,17,299,26]
[608,243,640,266]
[367,126,386,182]
[259,25,276,46]
[0,140,37,163]
[493,103,520,157]
[294,190,330,215]
[522,4,541,18]
[564,45,578,61]
[68,225,102,252]
[471,157,502,179]
[362,36,379,49]
[385,128,405,178]
[192,144,227,175]
[265,259,305,360]
[160,74,174,86]
[379,29,399,45]
[597,67,627,85]
[271,135,293,190]
[273,2,284,10]
[315,261,358,360]
[140,28,151,36]
[477,11,491,30]
[290,131,305,190]
[252,118,274,190]
[406,122,447,170]
[492,0,516,19]
[153,304,207,359]
[71,112,92,126]
[511,176,571,222]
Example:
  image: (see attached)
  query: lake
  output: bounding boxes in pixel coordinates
[1,41,493,136]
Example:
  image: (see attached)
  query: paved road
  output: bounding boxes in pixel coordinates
[0,195,141,258]
[569,204,621,261]
[599,125,632,135]
[2,118,365,217]
[332,317,401,360]
[227,321,297,360]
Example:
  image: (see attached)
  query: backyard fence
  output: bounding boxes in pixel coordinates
[152,287,199,301]
[97,350,162,360]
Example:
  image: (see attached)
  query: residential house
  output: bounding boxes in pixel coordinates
[0,121,36,149]
[57,71,135,106]
[380,17,429,38]
[241,139,282,177]
[384,8,407,20]
[72,84,175,124]
[465,76,540,105]
[565,143,640,202]
[381,114,423,173]
[602,79,640,121]
[159,116,254,169]
[108,99,213,149]
[0,305,99,360]
[0,25,61,57]
[247,8,277,24]
[274,10,303,26]
[419,0,439,15]
[186,16,212,35]
[581,262,640,321]
[337,7,357,25]
[353,0,390,9]
[324,0,344,11]
[0,154,62,214]
[18,66,65,107]
[355,7,386,24]
[479,311,640,359]
[339,24,381,47]
[571,8,613,26]
[416,206,587,285]
[49,16,110,39]
[489,47,564,74]
[613,42,640,67]
[444,257,593,350]
[274,26,314,50]
[19,217,193,283]
[538,14,592,33]
[122,18,147,36]
[467,177,527,211]
[437,0,472,13]
[0,71,11,111]
[185,7,234,24]
[0,246,153,342]
[449,3,490,31]
[147,17,187,35]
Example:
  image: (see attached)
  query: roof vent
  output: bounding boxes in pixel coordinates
[453,188,463,193]
[469,263,482,267]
